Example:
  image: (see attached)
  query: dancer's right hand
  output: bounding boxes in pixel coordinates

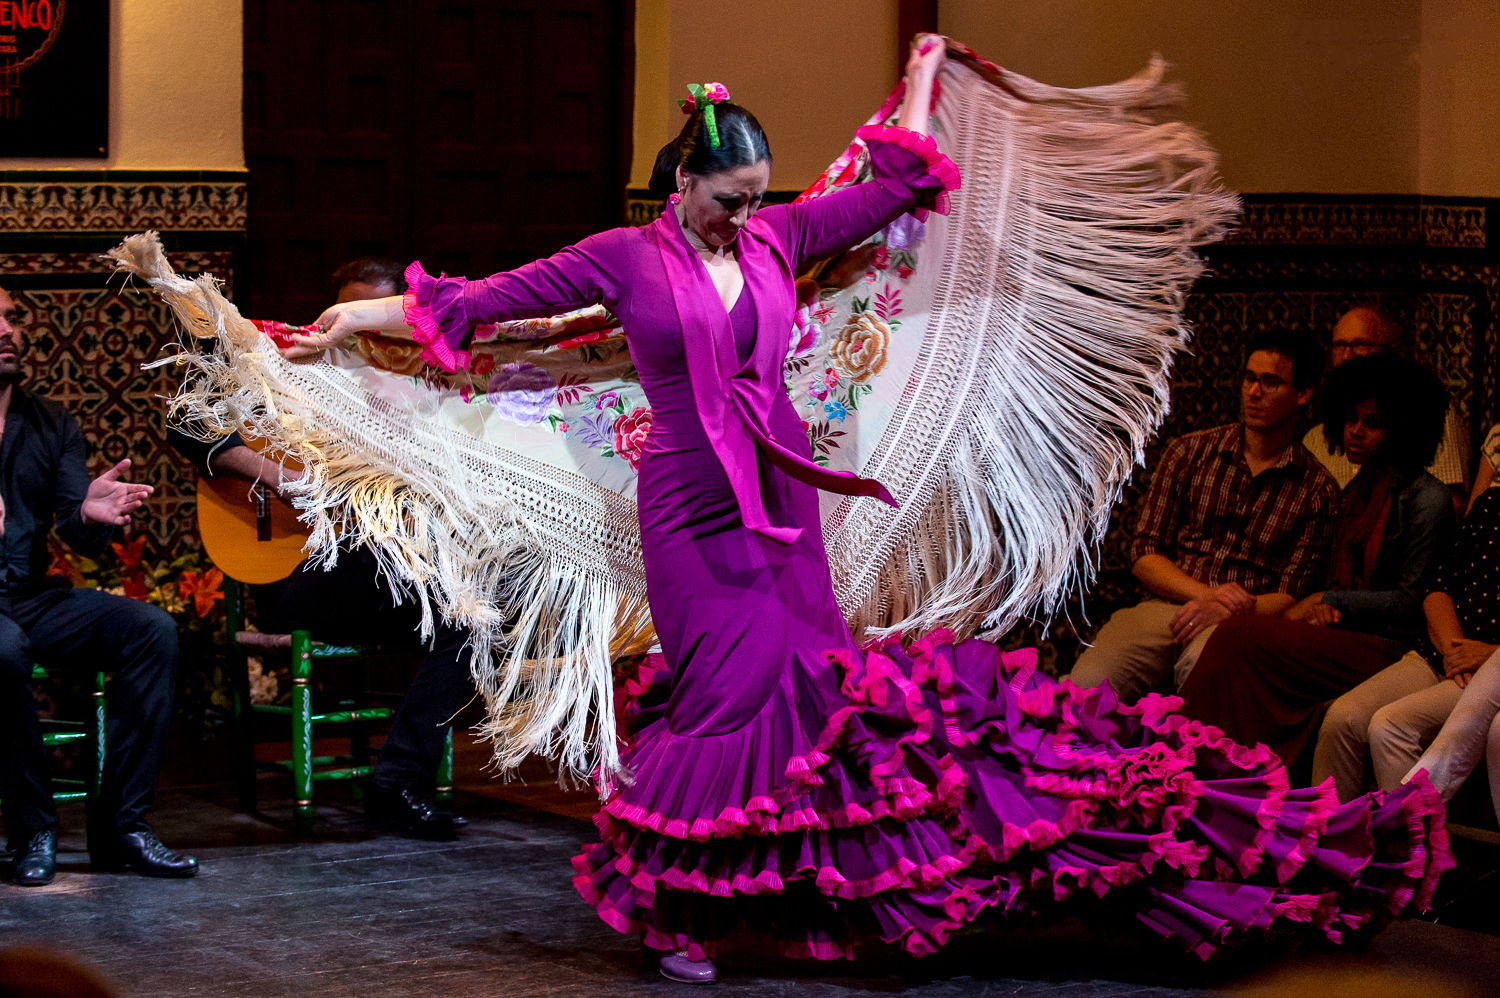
[282,295,406,358]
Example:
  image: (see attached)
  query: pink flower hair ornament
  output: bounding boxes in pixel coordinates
[677,82,732,148]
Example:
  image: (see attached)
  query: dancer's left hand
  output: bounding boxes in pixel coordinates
[906,33,946,79]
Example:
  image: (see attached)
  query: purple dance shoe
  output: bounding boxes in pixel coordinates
[658,949,717,985]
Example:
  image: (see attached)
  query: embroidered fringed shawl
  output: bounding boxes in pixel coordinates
[113,43,1239,791]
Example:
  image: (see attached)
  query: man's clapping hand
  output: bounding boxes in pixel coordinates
[81,459,153,526]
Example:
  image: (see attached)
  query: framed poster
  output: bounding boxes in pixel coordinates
[0,0,108,157]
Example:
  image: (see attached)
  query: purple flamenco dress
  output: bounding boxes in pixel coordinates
[404,125,1453,962]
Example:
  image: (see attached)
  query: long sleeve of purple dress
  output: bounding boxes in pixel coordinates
[757,129,955,270]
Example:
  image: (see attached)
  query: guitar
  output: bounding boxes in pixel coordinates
[196,441,310,584]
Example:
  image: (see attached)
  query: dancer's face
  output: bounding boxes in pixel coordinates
[336,279,398,305]
[676,160,771,249]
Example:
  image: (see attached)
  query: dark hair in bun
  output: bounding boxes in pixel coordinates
[648,102,772,198]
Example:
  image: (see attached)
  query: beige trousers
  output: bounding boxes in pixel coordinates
[1312,652,1441,803]
[1396,648,1500,823]
[1067,600,1216,705]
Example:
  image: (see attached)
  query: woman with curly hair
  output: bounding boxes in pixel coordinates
[1179,352,1456,783]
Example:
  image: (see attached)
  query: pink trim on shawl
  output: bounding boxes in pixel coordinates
[402,261,471,372]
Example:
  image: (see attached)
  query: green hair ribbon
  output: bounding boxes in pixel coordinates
[677,82,731,148]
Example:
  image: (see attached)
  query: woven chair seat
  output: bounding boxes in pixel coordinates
[235,631,294,650]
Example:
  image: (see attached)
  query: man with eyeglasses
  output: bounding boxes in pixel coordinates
[1068,329,1340,704]
[1302,307,1468,500]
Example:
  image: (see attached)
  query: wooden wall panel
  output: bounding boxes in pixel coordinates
[244,0,629,323]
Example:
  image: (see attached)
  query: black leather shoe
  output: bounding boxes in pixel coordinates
[12,829,57,886]
[366,787,461,839]
[92,830,198,878]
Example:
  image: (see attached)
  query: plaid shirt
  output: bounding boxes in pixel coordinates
[1130,423,1340,598]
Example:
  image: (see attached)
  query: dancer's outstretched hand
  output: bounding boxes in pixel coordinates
[82,459,153,525]
[282,295,406,359]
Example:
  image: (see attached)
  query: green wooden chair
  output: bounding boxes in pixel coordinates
[223,579,454,832]
[34,663,107,803]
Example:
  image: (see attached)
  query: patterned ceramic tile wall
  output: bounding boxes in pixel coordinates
[2,170,246,565]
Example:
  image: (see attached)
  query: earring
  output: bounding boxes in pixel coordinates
[669,187,683,206]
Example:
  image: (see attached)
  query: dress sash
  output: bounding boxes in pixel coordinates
[653,205,896,545]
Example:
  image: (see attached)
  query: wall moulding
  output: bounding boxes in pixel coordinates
[1225,195,1490,251]
[0,170,248,233]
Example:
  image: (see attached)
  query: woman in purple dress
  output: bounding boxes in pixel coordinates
[298,40,1450,984]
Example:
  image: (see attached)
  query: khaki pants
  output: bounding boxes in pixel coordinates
[1380,647,1500,823]
[1067,600,1216,705]
[1312,652,1441,803]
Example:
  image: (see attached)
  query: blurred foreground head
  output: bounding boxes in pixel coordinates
[0,946,118,998]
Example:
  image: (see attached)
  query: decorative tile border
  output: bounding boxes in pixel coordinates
[0,250,234,276]
[0,173,247,233]
[1226,199,1487,250]
[627,190,1490,251]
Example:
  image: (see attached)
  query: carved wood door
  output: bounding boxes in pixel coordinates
[244,0,628,323]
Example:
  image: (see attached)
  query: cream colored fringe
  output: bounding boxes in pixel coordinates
[828,57,1240,643]
[109,233,650,792]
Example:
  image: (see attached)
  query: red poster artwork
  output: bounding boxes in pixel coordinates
[0,0,107,156]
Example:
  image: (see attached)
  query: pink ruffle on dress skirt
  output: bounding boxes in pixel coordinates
[573,631,1453,962]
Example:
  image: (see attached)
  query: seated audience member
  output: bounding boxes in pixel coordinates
[1465,422,1500,511]
[169,259,474,839]
[1179,355,1455,778]
[1304,306,1469,508]
[0,286,197,885]
[1313,484,1500,808]
[1068,330,1339,704]
[1397,649,1500,820]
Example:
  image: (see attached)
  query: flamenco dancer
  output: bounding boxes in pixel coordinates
[283,38,1449,985]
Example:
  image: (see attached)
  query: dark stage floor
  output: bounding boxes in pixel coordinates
[3,746,1500,998]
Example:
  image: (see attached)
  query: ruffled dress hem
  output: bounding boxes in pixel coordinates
[572,631,1453,962]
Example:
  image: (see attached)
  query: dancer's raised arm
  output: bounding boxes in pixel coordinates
[756,35,959,271]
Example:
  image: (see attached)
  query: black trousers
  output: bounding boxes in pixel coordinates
[1,585,179,850]
[266,549,474,793]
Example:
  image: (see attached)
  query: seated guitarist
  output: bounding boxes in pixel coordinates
[169,259,473,839]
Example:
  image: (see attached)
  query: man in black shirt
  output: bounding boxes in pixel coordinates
[0,285,198,885]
